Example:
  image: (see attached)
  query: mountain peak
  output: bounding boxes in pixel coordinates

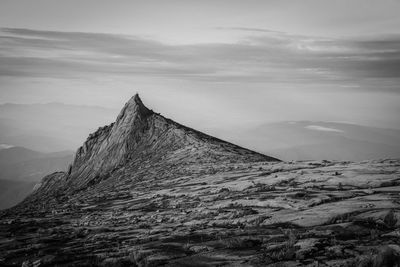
[132,93,142,103]
[126,93,144,109]
[54,95,278,190]
[116,93,152,123]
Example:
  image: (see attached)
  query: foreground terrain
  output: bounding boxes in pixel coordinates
[0,95,399,266]
[1,159,400,266]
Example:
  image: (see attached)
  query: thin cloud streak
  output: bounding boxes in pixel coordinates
[0,27,399,89]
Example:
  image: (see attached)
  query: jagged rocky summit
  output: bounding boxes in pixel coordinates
[26,94,278,202]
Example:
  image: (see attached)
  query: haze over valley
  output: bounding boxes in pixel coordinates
[1,102,399,161]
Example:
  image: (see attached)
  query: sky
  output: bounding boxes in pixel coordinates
[0,0,400,131]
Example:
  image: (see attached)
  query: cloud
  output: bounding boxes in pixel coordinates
[0,144,14,150]
[0,27,399,90]
[305,125,344,133]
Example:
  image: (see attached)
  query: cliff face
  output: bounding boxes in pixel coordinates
[30,94,278,196]
[66,94,154,188]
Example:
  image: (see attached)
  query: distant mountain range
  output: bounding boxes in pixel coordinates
[0,102,399,161]
[0,146,73,209]
[234,121,400,161]
[0,102,118,152]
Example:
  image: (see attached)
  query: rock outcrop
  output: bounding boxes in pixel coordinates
[67,94,154,187]
[26,94,278,200]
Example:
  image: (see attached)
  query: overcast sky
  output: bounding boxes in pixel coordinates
[0,0,400,131]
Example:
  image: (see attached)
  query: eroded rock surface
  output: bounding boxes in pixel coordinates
[0,95,399,266]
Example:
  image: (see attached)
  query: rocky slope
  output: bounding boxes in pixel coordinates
[0,95,399,267]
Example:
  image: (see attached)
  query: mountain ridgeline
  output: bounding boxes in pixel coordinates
[27,94,278,201]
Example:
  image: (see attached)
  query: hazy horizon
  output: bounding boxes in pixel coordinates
[1,0,400,131]
[1,101,400,131]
